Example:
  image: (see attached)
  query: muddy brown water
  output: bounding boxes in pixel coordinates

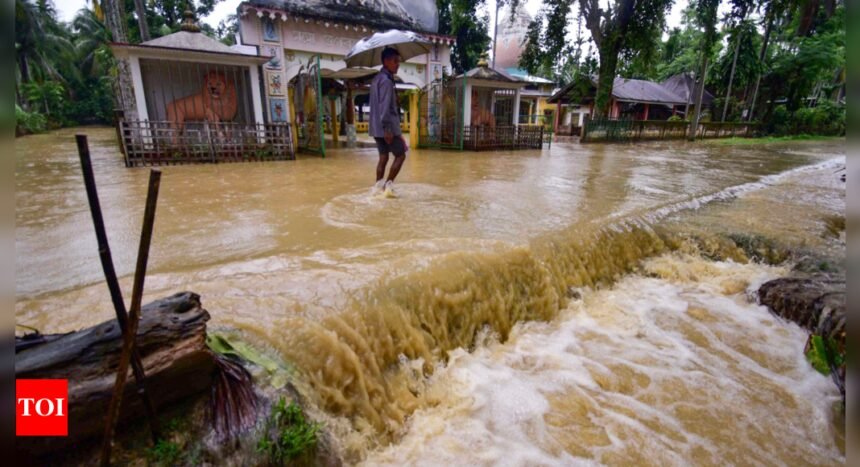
[16,127,845,464]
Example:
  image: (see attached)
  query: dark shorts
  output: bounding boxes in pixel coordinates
[374,136,406,156]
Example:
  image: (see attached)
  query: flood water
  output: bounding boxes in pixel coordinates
[16,127,845,464]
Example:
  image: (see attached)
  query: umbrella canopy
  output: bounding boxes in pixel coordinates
[344,29,432,67]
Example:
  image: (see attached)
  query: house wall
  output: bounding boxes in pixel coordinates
[240,12,453,124]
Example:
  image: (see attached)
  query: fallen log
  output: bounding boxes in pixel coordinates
[15,291,215,459]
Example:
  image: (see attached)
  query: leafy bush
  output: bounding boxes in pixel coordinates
[15,104,47,135]
[765,101,845,136]
[765,105,791,135]
[257,398,320,465]
[146,440,182,466]
[667,115,684,122]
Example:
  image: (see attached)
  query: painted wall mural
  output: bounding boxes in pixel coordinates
[262,17,280,42]
[266,71,284,96]
[269,98,288,122]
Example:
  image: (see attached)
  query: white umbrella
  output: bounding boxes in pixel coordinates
[344,30,432,68]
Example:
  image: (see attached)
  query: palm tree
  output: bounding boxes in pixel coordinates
[15,0,74,84]
[72,8,113,78]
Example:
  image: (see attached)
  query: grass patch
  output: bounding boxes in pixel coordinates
[147,439,183,466]
[257,398,321,465]
[709,134,844,146]
[822,214,846,239]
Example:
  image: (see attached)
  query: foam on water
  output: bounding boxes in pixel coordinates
[362,255,844,466]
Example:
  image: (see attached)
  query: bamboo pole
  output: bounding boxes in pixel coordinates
[100,168,162,466]
[76,135,161,443]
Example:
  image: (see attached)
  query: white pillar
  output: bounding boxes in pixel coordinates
[463,82,472,127]
[249,65,265,126]
[128,56,148,122]
[512,87,521,126]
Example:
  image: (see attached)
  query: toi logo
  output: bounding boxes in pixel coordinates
[16,379,68,436]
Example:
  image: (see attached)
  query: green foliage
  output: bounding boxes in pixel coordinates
[667,115,684,122]
[805,335,844,375]
[579,0,675,116]
[655,6,723,81]
[216,13,238,46]
[22,80,64,115]
[16,104,47,135]
[257,399,321,465]
[147,440,182,466]
[437,0,491,74]
[708,19,762,97]
[764,102,845,136]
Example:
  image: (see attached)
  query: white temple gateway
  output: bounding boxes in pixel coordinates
[237,0,455,153]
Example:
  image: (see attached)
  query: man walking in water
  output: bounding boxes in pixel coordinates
[370,47,407,196]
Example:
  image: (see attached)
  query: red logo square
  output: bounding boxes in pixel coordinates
[16,379,68,436]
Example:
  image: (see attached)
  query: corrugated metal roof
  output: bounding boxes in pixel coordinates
[245,0,437,34]
[611,77,687,105]
[548,73,713,106]
[661,73,714,106]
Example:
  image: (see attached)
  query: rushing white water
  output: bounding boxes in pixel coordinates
[15,129,846,464]
[363,255,844,466]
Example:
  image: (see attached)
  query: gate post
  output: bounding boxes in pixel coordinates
[408,90,419,150]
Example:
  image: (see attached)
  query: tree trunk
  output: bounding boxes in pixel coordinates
[103,0,138,119]
[15,292,215,460]
[747,12,773,121]
[688,55,710,140]
[133,0,150,42]
[721,30,743,122]
[492,0,500,68]
[594,38,621,118]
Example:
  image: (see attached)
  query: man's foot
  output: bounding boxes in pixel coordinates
[383,180,397,198]
[371,179,385,195]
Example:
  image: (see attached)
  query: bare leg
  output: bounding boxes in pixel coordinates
[376,153,390,182]
[387,154,406,182]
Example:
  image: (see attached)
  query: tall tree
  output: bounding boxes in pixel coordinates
[580,0,674,117]
[15,0,74,86]
[102,0,136,117]
[719,0,755,121]
[518,0,573,80]
[687,0,720,139]
[133,0,150,41]
[437,0,491,73]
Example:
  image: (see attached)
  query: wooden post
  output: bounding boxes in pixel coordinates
[76,135,160,444]
[409,90,419,150]
[288,86,298,153]
[101,169,162,466]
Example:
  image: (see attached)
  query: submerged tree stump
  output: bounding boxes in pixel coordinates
[16,292,215,458]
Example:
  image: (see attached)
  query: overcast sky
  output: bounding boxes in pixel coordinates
[56,0,694,43]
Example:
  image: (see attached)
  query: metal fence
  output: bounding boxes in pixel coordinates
[119,120,294,167]
[463,125,544,151]
[419,77,466,149]
[582,118,758,143]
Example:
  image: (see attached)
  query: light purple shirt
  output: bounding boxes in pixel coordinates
[368,68,402,138]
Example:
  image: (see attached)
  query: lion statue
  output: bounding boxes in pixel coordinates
[166,71,238,142]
